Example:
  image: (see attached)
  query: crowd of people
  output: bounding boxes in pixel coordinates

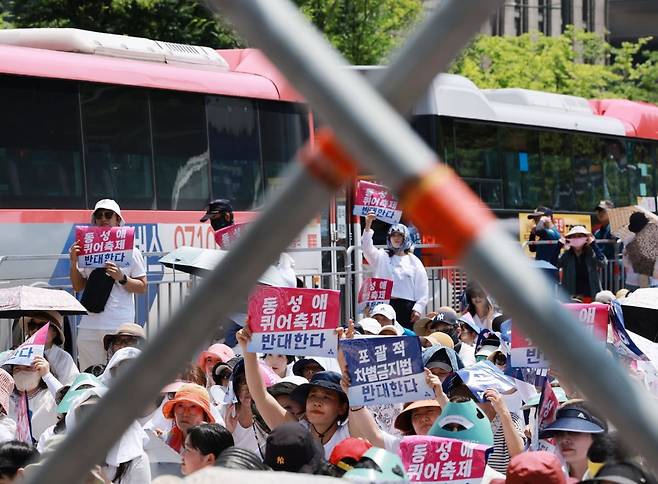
[0,198,655,484]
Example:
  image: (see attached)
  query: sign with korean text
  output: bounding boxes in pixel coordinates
[76,226,135,268]
[400,436,491,483]
[340,336,433,406]
[455,361,517,403]
[214,223,248,249]
[247,287,340,357]
[511,303,609,368]
[609,301,649,361]
[5,323,49,366]
[353,180,402,224]
[357,277,393,313]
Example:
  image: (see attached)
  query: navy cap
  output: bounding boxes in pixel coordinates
[290,371,347,407]
[292,357,324,377]
[539,407,606,438]
[200,199,233,222]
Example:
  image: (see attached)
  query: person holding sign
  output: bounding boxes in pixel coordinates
[362,212,428,329]
[236,327,352,458]
[69,199,147,371]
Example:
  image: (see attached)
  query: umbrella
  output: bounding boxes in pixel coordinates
[159,246,288,287]
[621,288,658,342]
[608,205,658,240]
[0,285,87,318]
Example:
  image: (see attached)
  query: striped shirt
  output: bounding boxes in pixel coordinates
[487,413,527,474]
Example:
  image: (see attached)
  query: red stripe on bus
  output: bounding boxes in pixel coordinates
[0,210,258,225]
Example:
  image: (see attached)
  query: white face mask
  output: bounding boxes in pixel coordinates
[568,238,587,249]
[14,371,41,392]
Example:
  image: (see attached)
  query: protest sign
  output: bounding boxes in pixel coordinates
[357,277,393,313]
[400,436,491,483]
[531,378,559,450]
[214,223,248,249]
[353,180,402,224]
[5,323,49,366]
[454,361,517,403]
[247,286,340,357]
[340,336,433,406]
[75,226,134,268]
[609,301,649,361]
[511,303,608,368]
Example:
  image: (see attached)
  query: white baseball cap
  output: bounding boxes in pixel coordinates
[371,303,396,322]
[91,199,124,225]
[358,318,382,335]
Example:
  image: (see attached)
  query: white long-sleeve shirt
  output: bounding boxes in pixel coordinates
[361,229,428,314]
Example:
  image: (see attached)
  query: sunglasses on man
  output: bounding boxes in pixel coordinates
[93,210,116,220]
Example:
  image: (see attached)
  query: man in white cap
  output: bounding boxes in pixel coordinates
[370,303,414,336]
[69,199,147,370]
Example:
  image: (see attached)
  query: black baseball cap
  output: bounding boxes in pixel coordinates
[200,199,233,222]
[528,206,553,219]
[264,422,325,474]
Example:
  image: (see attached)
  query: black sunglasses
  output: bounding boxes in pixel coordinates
[94,210,116,220]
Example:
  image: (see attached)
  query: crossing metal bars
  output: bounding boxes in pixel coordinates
[27,2,503,482]
[29,0,658,482]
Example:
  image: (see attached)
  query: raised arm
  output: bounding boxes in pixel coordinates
[361,213,385,266]
[236,327,294,429]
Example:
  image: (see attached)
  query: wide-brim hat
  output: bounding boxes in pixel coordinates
[162,384,215,423]
[91,199,124,225]
[565,225,591,238]
[421,332,454,349]
[197,344,235,369]
[22,311,65,346]
[539,407,605,439]
[379,324,403,336]
[413,317,433,336]
[290,371,347,407]
[394,400,441,433]
[103,323,146,351]
[57,373,104,414]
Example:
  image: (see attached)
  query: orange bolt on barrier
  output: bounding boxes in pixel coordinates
[300,127,358,189]
[401,164,497,259]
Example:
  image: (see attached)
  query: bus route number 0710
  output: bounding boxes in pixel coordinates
[174,225,217,249]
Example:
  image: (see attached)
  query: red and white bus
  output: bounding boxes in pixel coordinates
[0,29,322,319]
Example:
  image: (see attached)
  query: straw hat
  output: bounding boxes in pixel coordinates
[162,383,215,422]
[394,400,441,434]
[21,310,65,346]
[102,323,146,350]
[421,332,455,349]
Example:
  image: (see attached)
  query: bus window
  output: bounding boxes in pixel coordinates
[81,84,154,209]
[453,121,502,207]
[628,141,656,206]
[207,96,262,210]
[573,134,604,211]
[151,91,209,211]
[539,131,574,211]
[500,127,540,209]
[259,100,309,193]
[0,76,84,208]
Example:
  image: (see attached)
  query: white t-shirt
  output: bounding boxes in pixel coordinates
[44,346,79,385]
[231,421,264,457]
[300,419,350,458]
[0,415,16,444]
[361,229,428,314]
[78,248,147,331]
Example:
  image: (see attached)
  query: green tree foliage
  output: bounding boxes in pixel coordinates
[3,0,243,48]
[294,0,422,64]
[450,27,658,103]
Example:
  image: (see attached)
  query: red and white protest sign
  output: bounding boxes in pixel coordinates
[214,223,249,249]
[76,226,135,269]
[353,180,402,224]
[248,286,340,357]
[357,277,393,313]
[511,303,609,368]
[400,436,491,483]
[5,323,49,366]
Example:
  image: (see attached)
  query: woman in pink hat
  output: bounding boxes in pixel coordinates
[197,344,234,388]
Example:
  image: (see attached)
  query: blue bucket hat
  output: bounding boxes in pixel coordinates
[539,407,606,439]
[422,345,463,371]
[290,371,348,408]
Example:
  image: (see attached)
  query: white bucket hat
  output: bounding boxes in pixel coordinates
[565,225,591,238]
[91,199,124,225]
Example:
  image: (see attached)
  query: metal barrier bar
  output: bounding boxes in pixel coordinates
[28,1,503,481]
[203,0,658,473]
[29,1,658,481]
